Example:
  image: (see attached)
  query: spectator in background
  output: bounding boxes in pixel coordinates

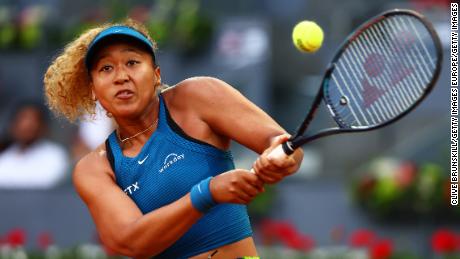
[0,100,69,189]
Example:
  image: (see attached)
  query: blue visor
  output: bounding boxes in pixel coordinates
[85,26,155,70]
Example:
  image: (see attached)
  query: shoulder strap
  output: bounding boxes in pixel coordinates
[160,94,218,148]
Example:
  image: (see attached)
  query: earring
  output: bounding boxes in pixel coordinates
[106,111,113,118]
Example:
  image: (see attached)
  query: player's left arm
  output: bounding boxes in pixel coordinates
[182,76,303,183]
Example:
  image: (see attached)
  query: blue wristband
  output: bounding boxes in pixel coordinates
[190,177,217,213]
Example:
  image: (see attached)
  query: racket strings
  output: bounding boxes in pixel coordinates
[336,50,384,124]
[354,18,419,119]
[370,22,431,109]
[399,17,436,69]
[348,40,397,119]
[382,20,430,87]
[365,26,418,107]
[333,39,396,125]
[331,25,406,126]
[358,26,412,115]
[376,16,435,100]
[390,17,435,79]
[372,21,426,108]
[326,14,439,128]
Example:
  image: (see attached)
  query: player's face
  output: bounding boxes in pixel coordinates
[11,106,44,145]
[89,41,160,119]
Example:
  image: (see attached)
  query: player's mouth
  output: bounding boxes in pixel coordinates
[115,89,134,99]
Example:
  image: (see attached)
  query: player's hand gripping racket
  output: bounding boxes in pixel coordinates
[269,9,443,160]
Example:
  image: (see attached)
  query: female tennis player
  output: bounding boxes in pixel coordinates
[44,19,303,259]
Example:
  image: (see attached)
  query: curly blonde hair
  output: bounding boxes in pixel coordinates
[44,19,157,122]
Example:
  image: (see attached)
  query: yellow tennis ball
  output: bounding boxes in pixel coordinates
[292,21,324,53]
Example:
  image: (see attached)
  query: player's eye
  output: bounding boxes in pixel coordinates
[127,60,140,66]
[99,65,112,72]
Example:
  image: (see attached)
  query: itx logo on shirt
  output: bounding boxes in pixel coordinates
[124,182,140,195]
[159,153,185,173]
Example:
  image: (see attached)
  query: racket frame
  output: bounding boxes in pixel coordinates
[282,9,443,155]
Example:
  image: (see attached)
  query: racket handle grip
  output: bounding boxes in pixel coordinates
[267,141,294,160]
[250,142,295,174]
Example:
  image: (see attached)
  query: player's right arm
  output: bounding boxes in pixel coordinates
[73,147,263,258]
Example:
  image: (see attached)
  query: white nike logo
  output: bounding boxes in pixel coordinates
[138,155,149,165]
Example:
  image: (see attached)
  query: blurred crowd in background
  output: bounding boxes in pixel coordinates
[0,0,456,258]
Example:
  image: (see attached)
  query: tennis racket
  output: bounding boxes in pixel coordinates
[270,9,443,159]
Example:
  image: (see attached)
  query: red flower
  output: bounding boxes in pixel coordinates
[349,229,376,248]
[395,161,416,188]
[369,239,393,259]
[261,220,298,243]
[276,222,298,241]
[457,234,460,250]
[431,229,457,253]
[37,232,53,250]
[288,234,315,251]
[258,219,315,251]
[6,228,26,247]
[357,175,377,198]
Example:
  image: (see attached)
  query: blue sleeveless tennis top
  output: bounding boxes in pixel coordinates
[105,93,252,258]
